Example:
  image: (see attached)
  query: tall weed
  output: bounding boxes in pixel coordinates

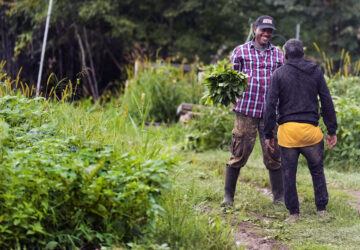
[313,43,360,77]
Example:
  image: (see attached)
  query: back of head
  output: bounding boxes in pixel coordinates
[284,39,304,59]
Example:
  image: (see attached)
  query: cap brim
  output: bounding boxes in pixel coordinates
[257,24,276,30]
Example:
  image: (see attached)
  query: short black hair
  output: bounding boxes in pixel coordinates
[284,39,304,59]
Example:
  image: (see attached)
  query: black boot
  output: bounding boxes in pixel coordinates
[269,169,284,203]
[221,165,240,207]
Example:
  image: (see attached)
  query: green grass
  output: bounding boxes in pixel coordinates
[165,135,360,249]
[45,100,360,249]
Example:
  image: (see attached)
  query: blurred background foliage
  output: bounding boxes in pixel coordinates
[122,60,203,123]
[1,0,360,99]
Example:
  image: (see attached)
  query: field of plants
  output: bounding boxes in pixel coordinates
[0,60,360,249]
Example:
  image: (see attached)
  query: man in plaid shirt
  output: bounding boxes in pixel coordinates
[221,15,285,207]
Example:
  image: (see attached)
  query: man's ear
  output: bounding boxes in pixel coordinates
[285,54,288,60]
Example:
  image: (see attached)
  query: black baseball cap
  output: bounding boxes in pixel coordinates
[254,15,276,30]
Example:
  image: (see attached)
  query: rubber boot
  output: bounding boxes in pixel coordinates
[269,169,284,204]
[221,165,240,207]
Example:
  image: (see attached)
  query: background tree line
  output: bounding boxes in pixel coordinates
[1,0,360,99]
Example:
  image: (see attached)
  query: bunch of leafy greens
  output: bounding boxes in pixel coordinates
[0,95,174,248]
[202,59,248,107]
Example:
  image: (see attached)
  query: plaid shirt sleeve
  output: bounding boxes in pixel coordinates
[230,47,242,72]
[231,41,284,118]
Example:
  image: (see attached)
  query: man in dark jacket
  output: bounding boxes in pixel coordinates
[264,39,337,222]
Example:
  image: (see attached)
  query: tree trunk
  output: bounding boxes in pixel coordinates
[83,27,99,99]
[75,26,97,100]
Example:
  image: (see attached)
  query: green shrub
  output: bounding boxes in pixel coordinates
[327,76,360,101]
[320,77,360,168]
[184,106,233,151]
[122,61,203,123]
[0,95,174,248]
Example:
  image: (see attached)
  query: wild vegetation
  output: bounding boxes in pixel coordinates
[1,0,360,248]
[0,95,177,248]
[321,76,360,169]
[0,56,359,248]
[122,60,203,123]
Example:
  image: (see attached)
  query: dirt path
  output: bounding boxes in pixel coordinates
[230,186,288,249]
[346,190,360,212]
[200,201,288,249]
[254,186,273,200]
[232,219,288,250]
[199,183,289,249]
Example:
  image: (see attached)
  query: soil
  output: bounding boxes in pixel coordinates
[230,186,288,249]
[254,186,273,200]
[232,220,288,250]
[199,184,288,250]
[346,190,360,212]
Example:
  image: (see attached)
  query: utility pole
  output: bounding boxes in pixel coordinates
[246,18,253,43]
[36,0,54,97]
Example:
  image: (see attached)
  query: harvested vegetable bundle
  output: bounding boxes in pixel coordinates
[203,60,248,106]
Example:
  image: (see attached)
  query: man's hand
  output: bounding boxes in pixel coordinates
[265,138,275,154]
[326,134,337,150]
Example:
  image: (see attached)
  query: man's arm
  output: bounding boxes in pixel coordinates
[264,72,280,152]
[264,73,280,138]
[318,70,338,149]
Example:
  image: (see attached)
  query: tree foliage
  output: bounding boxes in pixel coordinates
[0,0,359,98]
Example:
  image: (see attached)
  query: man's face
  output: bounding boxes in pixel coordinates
[254,27,273,47]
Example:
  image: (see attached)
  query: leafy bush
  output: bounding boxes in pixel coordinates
[0,95,174,248]
[327,76,360,100]
[184,106,233,151]
[320,76,360,168]
[122,61,203,123]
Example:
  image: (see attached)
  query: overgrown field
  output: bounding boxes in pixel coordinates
[0,62,359,249]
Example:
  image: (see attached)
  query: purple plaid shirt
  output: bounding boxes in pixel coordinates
[230,40,284,118]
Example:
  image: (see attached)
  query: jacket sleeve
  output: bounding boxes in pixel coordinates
[317,70,337,135]
[264,71,280,139]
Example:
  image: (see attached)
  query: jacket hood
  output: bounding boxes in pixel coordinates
[285,58,318,75]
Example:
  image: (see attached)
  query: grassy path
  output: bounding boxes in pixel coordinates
[173,141,360,249]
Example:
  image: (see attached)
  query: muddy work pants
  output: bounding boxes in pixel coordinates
[227,113,281,170]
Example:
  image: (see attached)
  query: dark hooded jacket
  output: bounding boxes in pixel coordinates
[264,57,337,139]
